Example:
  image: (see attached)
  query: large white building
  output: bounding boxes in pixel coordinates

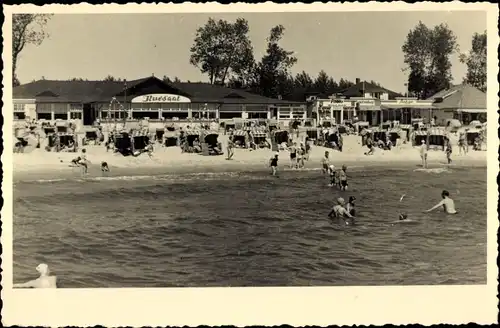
[312,79,486,126]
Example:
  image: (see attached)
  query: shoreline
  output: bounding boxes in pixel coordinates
[11,141,487,182]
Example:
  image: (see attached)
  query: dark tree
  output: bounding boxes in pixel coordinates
[294,71,314,89]
[460,31,487,92]
[190,18,255,85]
[402,21,458,98]
[12,14,52,87]
[103,75,123,82]
[252,25,297,98]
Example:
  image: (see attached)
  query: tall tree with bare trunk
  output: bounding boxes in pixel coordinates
[12,14,52,86]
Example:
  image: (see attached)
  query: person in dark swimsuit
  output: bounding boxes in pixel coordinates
[346,196,356,216]
[71,156,81,166]
[269,153,279,176]
[338,165,348,191]
[101,161,109,172]
[289,143,297,168]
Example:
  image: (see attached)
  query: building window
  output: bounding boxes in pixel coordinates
[219,112,242,119]
[70,103,82,111]
[161,111,189,120]
[131,111,160,119]
[36,103,52,113]
[247,112,267,119]
[70,112,82,120]
[54,113,67,120]
[102,110,126,120]
[192,111,216,119]
[132,103,161,111]
[37,113,52,120]
[161,103,189,111]
[14,112,26,120]
[14,103,26,112]
[292,111,305,118]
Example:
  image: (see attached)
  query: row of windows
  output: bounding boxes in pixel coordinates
[15,112,83,120]
[14,103,25,112]
[34,103,83,112]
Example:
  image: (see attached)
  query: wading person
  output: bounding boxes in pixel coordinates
[424,190,457,214]
[269,152,279,176]
[419,139,428,168]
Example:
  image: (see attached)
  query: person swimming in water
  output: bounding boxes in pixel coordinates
[346,196,356,217]
[328,197,355,224]
[13,263,57,288]
[424,190,457,214]
[399,212,409,220]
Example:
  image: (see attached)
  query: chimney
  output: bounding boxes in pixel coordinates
[356,78,361,85]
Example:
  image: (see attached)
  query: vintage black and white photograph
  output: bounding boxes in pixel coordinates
[2,2,498,326]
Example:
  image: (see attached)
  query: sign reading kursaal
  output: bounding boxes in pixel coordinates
[132,94,191,103]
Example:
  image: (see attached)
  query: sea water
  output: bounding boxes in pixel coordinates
[13,166,487,287]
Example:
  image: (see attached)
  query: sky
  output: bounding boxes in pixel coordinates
[15,11,486,94]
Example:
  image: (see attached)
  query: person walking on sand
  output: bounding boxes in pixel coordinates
[419,140,428,168]
[14,263,57,288]
[226,138,234,160]
[269,152,279,176]
[458,132,467,155]
[424,190,457,214]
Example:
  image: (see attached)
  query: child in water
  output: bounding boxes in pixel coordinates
[338,165,348,191]
[328,165,336,186]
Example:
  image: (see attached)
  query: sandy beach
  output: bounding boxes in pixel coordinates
[12,134,487,181]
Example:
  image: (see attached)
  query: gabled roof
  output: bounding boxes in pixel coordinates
[341,81,403,99]
[427,84,486,109]
[13,77,150,103]
[14,76,302,105]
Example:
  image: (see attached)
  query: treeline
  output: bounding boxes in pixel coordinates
[187,19,359,100]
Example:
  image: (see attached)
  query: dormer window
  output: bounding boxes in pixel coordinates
[36,90,59,97]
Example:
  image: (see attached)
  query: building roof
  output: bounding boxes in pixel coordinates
[427,84,486,109]
[171,82,300,105]
[13,76,302,105]
[13,78,151,103]
[341,81,403,99]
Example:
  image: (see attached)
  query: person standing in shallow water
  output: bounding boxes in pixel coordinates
[445,141,453,164]
[419,140,428,168]
[338,165,348,191]
[321,151,330,174]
